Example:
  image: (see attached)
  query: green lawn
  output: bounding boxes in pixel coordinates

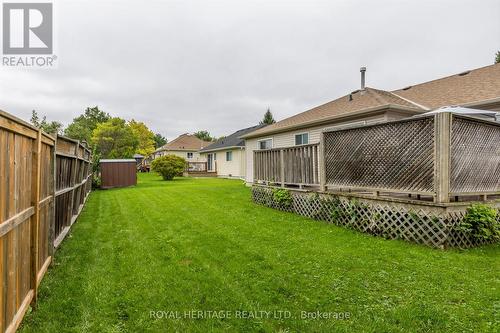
[20,173,499,332]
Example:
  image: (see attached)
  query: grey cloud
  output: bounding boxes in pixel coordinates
[0,0,499,140]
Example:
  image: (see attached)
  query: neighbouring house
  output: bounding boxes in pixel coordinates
[199,124,266,178]
[241,63,500,184]
[133,153,144,166]
[152,133,212,162]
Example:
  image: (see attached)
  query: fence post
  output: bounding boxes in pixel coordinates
[68,140,78,224]
[30,129,42,306]
[280,149,285,187]
[434,112,451,203]
[319,132,326,192]
[48,138,56,257]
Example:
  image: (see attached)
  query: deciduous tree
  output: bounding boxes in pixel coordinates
[64,106,110,142]
[194,130,215,142]
[154,133,167,148]
[91,118,138,158]
[129,119,156,156]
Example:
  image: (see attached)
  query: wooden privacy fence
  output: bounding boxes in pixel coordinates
[0,110,91,333]
[54,136,92,247]
[254,144,319,187]
[322,113,500,202]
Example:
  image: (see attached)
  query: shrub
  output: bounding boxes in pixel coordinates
[151,155,186,180]
[457,204,499,241]
[92,174,101,189]
[272,188,293,208]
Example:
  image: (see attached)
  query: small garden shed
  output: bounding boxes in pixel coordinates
[100,159,137,189]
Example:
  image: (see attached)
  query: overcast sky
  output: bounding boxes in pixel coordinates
[1,0,499,140]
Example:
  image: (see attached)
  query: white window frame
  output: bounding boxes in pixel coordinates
[294,132,309,146]
[187,152,193,159]
[226,151,232,161]
[258,138,273,150]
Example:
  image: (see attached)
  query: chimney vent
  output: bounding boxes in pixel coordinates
[360,67,366,90]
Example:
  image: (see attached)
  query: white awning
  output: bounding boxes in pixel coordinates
[423,106,499,121]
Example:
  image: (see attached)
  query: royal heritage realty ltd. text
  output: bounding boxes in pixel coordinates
[150,310,351,320]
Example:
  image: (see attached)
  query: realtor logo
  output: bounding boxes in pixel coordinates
[2,2,56,67]
[3,2,52,54]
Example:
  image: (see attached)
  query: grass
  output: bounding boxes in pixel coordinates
[20,173,499,332]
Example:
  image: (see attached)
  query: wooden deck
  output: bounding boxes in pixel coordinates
[254,114,500,203]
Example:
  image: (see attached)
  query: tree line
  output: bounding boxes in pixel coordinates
[30,106,277,159]
[31,107,167,159]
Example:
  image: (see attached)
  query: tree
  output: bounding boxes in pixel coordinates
[151,155,186,180]
[91,117,139,159]
[30,110,63,135]
[64,106,110,142]
[495,51,500,64]
[193,130,215,142]
[129,119,156,156]
[260,108,276,125]
[30,109,40,127]
[154,133,167,148]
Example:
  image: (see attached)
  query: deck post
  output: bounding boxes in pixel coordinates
[319,132,326,192]
[434,112,451,203]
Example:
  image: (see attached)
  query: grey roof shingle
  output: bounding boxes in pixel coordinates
[200,124,266,152]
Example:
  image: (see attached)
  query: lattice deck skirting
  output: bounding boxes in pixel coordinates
[252,186,500,249]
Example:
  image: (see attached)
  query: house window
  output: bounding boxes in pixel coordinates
[295,133,309,145]
[226,151,232,161]
[214,153,217,160]
[187,152,193,159]
[258,139,272,150]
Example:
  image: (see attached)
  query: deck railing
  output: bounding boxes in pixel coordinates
[187,161,208,172]
[254,144,319,187]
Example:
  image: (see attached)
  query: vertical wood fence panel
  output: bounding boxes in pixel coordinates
[254,144,319,186]
[0,110,91,333]
[53,137,92,248]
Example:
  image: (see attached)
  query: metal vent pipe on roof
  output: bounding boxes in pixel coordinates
[360,67,366,90]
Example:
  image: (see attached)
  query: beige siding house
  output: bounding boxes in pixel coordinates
[153,133,212,162]
[241,63,500,184]
[199,125,265,178]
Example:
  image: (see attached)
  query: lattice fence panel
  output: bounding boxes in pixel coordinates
[450,116,500,193]
[323,116,435,193]
[252,186,499,249]
[445,210,500,248]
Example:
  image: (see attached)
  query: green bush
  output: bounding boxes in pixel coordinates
[458,204,499,241]
[272,188,293,208]
[92,174,101,189]
[151,155,186,180]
